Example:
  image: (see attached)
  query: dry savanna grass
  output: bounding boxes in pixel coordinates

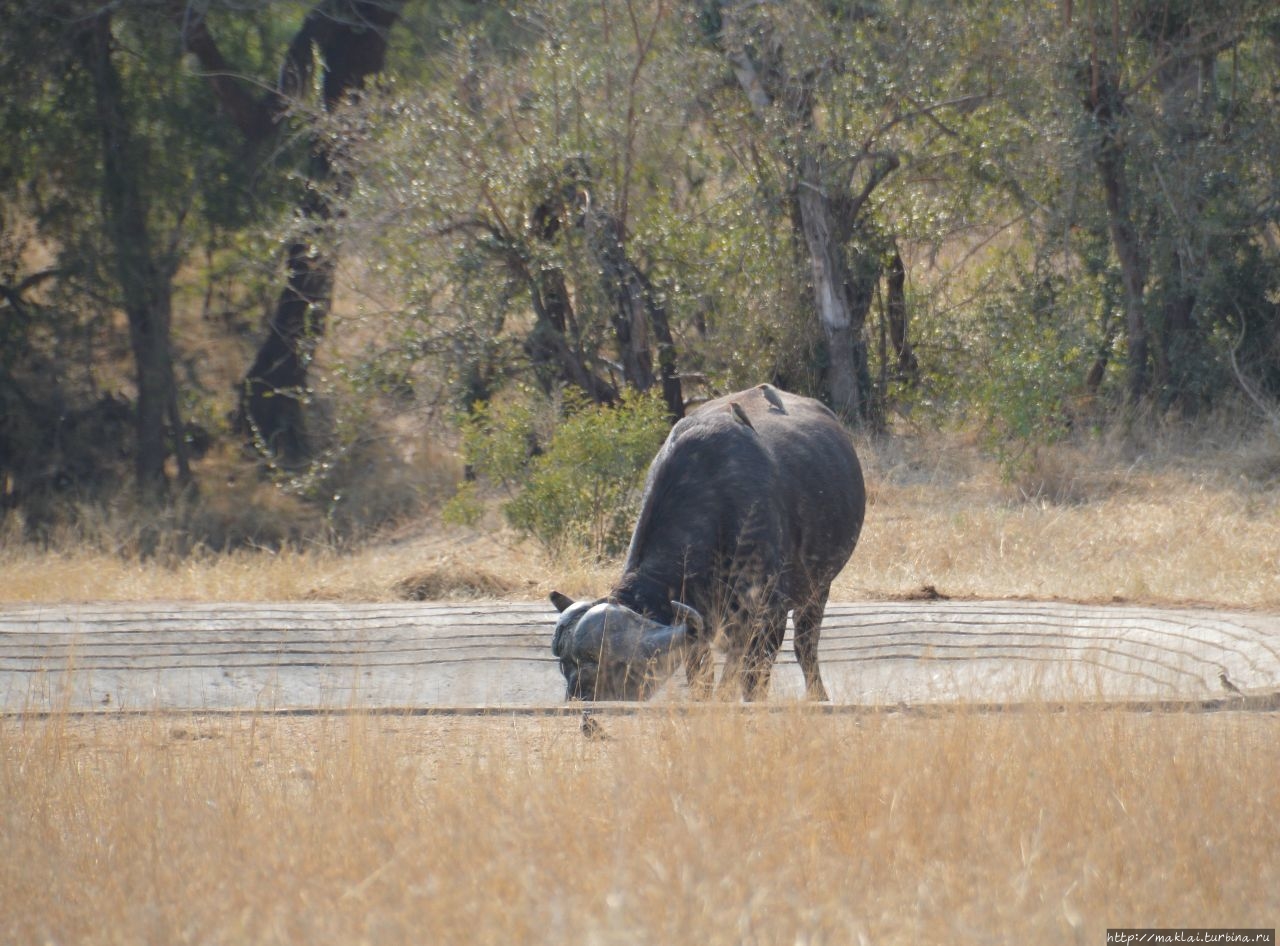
[2,705,1276,944]
[845,431,1280,608]
[2,426,1277,608]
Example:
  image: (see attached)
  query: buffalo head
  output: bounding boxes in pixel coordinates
[550,591,704,700]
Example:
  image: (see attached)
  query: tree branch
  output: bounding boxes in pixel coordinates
[175,4,280,142]
[845,152,900,222]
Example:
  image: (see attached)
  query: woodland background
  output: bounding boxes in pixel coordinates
[3,0,1279,558]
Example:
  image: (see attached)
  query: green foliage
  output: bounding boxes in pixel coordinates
[450,390,669,558]
[923,245,1110,478]
[4,0,1280,547]
[972,316,1089,473]
[441,393,547,529]
[455,397,542,493]
[0,2,315,503]
[334,0,824,407]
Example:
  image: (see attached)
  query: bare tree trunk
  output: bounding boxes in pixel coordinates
[181,0,404,464]
[239,198,334,463]
[720,22,894,425]
[1085,313,1121,396]
[886,245,917,380]
[583,208,684,421]
[588,213,657,393]
[81,10,189,498]
[524,182,622,406]
[525,265,621,406]
[649,303,685,423]
[1087,62,1149,404]
[1152,44,1213,406]
[795,156,863,419]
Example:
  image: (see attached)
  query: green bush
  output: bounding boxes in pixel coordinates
[926,254,1105,479]
[449,390,670,558]
[441,396,541,528]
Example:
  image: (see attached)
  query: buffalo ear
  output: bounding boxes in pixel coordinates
[551,598,591,658]
[552,609,574,657]
[670,601,704,636]
[550,590,576,613]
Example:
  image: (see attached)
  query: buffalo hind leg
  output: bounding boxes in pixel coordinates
[714,593,750,700]
[741,609,787,701]
[793,591,830,701]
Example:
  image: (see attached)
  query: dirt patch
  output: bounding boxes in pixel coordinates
[392,564,519,600]
[893,583,951,601]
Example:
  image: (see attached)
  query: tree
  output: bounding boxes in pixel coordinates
[337,0,694,419]
[908,0,1280,448]
[77,8,191,495]
[5,0,1277,540]
[1066,0,1280,408]
[1,0,410,511]
[1,1,237,505]
[178,0,407,464]
[698,0,973,425]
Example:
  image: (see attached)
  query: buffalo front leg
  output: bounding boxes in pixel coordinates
[716,640,748,701]
[684,638,715,699]
[792,593,830,701]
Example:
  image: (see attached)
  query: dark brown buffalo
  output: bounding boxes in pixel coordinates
[551,384,865,701]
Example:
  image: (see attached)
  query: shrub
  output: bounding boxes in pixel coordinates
[449,390,670,558]
[936,258,1105,481]
[441,396,543,529]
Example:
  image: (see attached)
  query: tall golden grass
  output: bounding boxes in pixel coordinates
[2,706,1276,944]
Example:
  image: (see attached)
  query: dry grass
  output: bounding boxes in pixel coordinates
[843,431,1280,608]
[2,706,1276,944]
[2,426,1277,609]
[0,520,543,603]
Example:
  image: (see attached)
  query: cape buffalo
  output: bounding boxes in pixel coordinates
[551,383,865,701]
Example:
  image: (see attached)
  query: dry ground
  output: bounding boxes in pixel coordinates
[2,706,1276,944]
